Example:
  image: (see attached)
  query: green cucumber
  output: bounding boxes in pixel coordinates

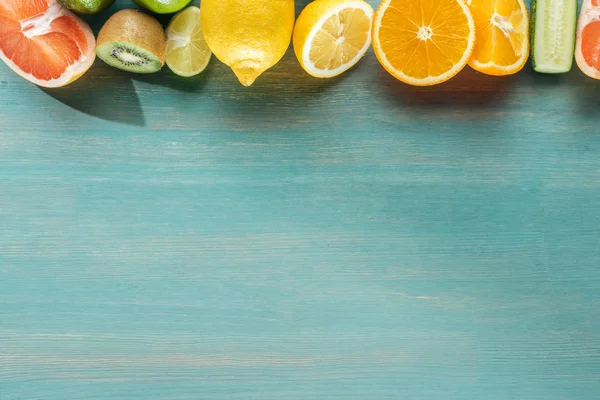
[531,0,578,73]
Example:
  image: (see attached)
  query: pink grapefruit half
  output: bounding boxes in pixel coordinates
[0,0,96,87]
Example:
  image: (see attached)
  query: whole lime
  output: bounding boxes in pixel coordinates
[59,0,115,14]
[133,0,192,14]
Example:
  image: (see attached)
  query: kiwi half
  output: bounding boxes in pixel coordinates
[96,9,166,73]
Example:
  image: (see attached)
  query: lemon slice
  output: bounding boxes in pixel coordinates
[166,6,212,77]
[293,0,374,78]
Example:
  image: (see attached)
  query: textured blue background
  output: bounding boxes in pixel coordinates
[1,0,599,399]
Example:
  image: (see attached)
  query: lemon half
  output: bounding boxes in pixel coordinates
[293,0,374,78]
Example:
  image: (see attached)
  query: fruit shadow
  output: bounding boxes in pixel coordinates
[376,64,517,110]
[216,52,351,110]
[217,78,350,134]
[131,62,212,92]
[530,71,569,86]
[567,68,600,119]
[40,62,146,127]
[529,62,600,121]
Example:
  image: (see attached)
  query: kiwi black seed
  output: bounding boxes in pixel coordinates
[96,9,166,74]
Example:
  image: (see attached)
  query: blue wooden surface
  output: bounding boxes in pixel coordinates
[1,0,600,399]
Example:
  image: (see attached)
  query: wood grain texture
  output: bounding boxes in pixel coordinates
[1,0,599,399]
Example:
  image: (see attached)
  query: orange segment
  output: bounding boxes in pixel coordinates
[0,0,95,87]
[468,0,529,76]
[372,0,475,86]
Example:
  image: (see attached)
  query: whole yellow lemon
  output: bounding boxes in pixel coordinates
[201,0,295,86]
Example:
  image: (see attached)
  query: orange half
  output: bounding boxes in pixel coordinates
[0,0,96,87]
[468,0,529,76]
[372,0,476,86]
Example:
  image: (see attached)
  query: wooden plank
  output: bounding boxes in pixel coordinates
[1,1,599,399]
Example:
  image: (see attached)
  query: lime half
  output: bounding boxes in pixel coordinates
[133,0,191,14]
[166,6,212,77]
[60,0,115,14]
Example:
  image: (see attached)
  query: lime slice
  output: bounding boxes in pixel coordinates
[166,6,212,78]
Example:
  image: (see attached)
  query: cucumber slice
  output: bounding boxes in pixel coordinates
[531,0,578,73]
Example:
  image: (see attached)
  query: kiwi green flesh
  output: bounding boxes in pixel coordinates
[97,41,163,73]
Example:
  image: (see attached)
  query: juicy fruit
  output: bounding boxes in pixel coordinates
[0,0,96,87]
[576,0,600,79]
[133,0,191,15]
[166,6,212,77]
[530,0,577,73]
[96,9,166,74]
[468,0,530,76]
[293,0,373,78]
[372,0,475,86]
[59,0,115,14]
[201,0,295,86]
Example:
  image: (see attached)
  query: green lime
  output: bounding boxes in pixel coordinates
[133,0,192,14]
[59,0,115,14]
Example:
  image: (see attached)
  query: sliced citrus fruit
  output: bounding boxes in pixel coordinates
[372,0,475,86]
[576,0,600,79]
[293,0,374,79]
[0,0,95,88]
[166,6,212,77]
[468,0,529,76]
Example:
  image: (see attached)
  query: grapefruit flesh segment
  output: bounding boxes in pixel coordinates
[0,0,53,20]
[0,0,95,87]
[0,16,20,39]
[582,21,600,70]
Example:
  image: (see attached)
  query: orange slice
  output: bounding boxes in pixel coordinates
[576,0,600,79]
[0,0,96,87]
[468,0,529,76]
[372,0,475,86]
